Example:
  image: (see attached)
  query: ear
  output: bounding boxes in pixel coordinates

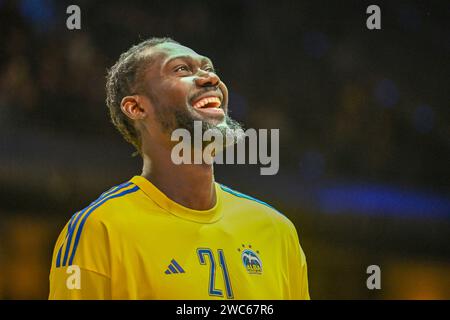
[120,95,147,120]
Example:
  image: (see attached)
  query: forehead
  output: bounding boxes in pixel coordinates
[146,42,212,66]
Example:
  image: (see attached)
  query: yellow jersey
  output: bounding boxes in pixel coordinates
[48,176,309,299]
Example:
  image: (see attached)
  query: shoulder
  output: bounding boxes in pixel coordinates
[218,183,297,232]
[57,181,139,250]
[52,181,140,270]
[77,180,140,222]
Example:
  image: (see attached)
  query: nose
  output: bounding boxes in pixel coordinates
[194,69,220,88]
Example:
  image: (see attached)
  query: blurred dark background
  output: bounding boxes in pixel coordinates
[0,0,449,299]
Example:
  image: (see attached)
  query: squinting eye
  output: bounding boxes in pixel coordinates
[204,66,215,73]
[174,65,190,73]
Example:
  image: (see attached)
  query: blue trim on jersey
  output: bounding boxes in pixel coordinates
[58,181,132,267]
[219,184,282,215]
[68,185,139,266]
[60,211,84,267]
[56,212,78,267]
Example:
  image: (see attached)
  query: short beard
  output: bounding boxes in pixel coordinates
[147,89,244,150]
[172,109,244,149]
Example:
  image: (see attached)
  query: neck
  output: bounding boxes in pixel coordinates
[140,142,216,211]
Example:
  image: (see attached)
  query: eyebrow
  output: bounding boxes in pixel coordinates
[163,55,214,68]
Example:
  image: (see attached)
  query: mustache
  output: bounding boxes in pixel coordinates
[189,87,221,103]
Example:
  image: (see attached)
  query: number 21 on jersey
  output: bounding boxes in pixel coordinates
[197,248,234,299]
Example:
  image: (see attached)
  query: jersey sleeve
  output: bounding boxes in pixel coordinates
[48,267,111,299]
[286,222,310,300]
[49,211,112,300]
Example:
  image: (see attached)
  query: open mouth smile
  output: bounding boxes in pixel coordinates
[191,95,224,116]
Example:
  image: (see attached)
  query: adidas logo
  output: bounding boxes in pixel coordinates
[164,259,185,274]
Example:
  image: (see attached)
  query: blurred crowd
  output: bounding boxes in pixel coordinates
[0,0,449,300]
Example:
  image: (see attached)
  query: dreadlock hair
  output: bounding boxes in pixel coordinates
[105,37,179,156]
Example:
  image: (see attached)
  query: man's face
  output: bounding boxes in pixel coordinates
[139,42,241,138]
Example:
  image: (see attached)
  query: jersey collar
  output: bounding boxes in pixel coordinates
[130,175,223,224]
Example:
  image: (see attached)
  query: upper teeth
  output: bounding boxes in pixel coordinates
[193,97,221,109]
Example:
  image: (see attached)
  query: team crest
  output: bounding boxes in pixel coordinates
[238,244,262,275]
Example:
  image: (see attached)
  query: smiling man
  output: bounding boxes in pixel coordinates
[48,37,310,300]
